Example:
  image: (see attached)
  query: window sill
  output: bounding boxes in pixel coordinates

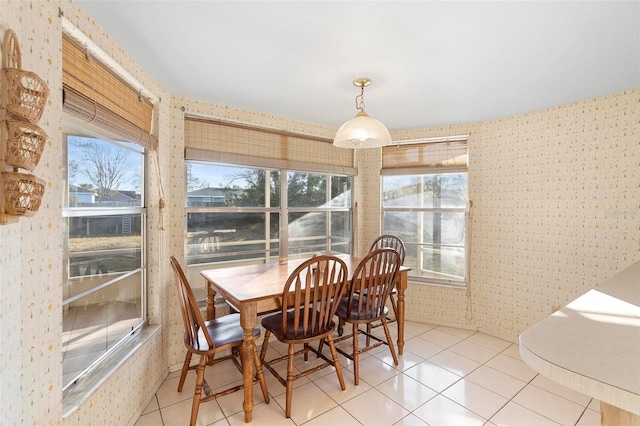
[409,279,467,289]
[62,324,161,418]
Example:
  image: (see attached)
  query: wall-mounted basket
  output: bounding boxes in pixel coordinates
[4,120,47,171]
[0,29,48,224]
[3,68,49,124]
[1,171,45,217]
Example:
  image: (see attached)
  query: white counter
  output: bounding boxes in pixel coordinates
[519,261,640,418]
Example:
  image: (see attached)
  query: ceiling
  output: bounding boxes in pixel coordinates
[75,1,639,132]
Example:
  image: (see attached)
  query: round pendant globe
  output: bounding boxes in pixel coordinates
[333,111,392,149]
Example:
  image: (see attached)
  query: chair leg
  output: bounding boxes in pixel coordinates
[178,350,193,392]
[252,341,270,404]
[381,318,398,365]
[352,323,360,385]
[285,344,295,418]
[389,293,398,321]
[316,336,325,357]
[326,334,346,390]
[190,355,208,426]
[259,330,271,362]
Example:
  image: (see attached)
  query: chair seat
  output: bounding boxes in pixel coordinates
[191,313,260,353]
[262,309,335,342]
[335,295,389,321]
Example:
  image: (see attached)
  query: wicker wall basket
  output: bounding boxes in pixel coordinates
[1,171,46,217]
[4,120,47,171]
[3,68,49,124]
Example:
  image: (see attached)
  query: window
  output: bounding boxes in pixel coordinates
[287,171,351,255]
[62,134,146,389]
[61,30,155,392]
[185,162,352,265]
[381,138,469,286]
[183,117,355,266]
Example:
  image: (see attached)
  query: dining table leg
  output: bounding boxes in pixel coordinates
[396,271,407,355]
[205,282,217,364]
[206,281,216,320]
[239,302,258,423]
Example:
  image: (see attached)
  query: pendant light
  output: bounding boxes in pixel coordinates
[333,78,392,149]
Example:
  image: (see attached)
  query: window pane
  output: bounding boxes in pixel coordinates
[382,175,421,208]
[62,270,143,386]
[416,246,466,280]
[67,215,142,277]
[330,211,351,254]
[68,136,143,208]
[382,211,418,242]
[419,211,466,245]
[187,212,278,264]
[187,163,280,208]
[289,211,327,254]
[330,176,351,207]
[421,174,467,208]
[288,172,327,207]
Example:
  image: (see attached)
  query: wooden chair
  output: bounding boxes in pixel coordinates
[369,234,406,321]
[259,255,348,418]
[338,234,406,336]
[169,256,269,426]
[333,247,402,385]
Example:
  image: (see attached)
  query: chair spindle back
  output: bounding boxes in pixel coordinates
[281,255,348,340]
[346,248,401,319]
[170,256,213,351]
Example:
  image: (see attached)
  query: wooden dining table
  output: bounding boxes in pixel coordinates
[200,253,410,423]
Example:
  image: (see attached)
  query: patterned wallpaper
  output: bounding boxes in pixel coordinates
[0,1,638,425]
[0,1,64,424]
[390,91,640,340]
[0,1,170,425]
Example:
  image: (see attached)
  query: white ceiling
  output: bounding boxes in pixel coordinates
[75,1,639,131]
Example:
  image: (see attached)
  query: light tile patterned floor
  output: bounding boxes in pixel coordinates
[136,321,601,426]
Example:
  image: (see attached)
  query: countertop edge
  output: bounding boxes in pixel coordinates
[519,332,640,416]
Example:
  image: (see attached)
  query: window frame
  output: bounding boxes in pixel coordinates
[184,161,353,266]
[381,137,470,288]
[61,127,148,392]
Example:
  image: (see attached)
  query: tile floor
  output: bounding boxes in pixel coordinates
[135,320,601,426]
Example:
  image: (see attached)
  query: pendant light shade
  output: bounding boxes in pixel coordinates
[333,78,392,149]
[333,110,392,149]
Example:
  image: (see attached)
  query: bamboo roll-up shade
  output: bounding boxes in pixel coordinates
[381,139,467,175]
[62,36,157,150]
[185,117,355,174]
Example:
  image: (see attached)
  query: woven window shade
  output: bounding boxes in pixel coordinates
[381,139,467,175]
[185,117,356,175]
[62,36,157,150]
